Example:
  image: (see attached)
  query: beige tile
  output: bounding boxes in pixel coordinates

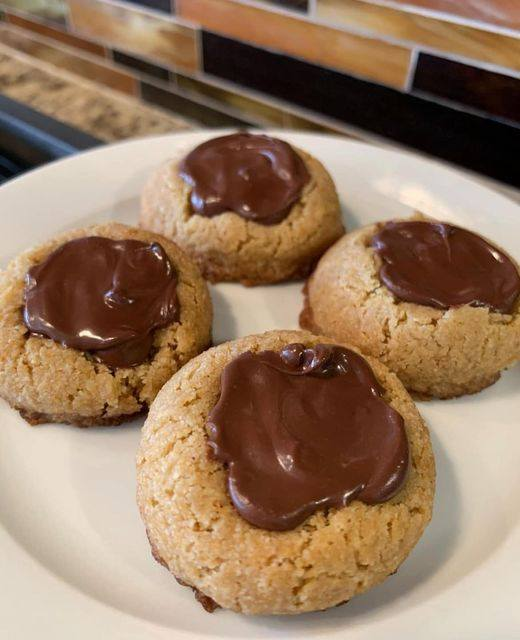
[317,0,520,71]
[384,0,520,31]
[177,0,411,89]
[6,12,106,56]
[0,0,68,23]
[0,24,136,93]
[67,0,198,72]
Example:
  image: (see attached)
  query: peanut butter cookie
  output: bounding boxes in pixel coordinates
[140,133,344,286]
[137,330,435,615]
[301,217,520,398]
[0,222,212,426]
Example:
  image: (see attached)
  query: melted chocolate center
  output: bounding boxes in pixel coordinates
[23,236,179,368]
[372,220,520,314]
[179,133,310,225]
[207,343,409,531]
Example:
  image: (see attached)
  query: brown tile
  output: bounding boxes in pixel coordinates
[6,12,106,55]
[177,74,287,125]
[381,0,520,31]
[112,49,171,82]
[0,0,68,23]
[317,0,520,71]
[412,53,520,123]
[0,25,136,93]
[177,0,411,88]
[67,0,198,72]
[140,80,254,126]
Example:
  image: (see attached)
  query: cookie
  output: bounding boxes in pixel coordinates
[137,330,435,615]
[301,217,520,399]
[0,222,212,426]
[140,133,344,286]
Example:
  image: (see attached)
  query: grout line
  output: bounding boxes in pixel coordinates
[404,47,418,92]
[194,25,203,74]
[62,0,73,32]
[66,0,78,33]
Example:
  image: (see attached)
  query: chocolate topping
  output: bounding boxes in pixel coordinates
[207,343,409,531]
[372,220,520,314]
[179,133,310,225]
[23,236,178,368]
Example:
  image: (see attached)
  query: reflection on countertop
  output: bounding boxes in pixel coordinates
[0,44,193,142]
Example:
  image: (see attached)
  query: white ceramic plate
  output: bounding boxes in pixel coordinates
[0,131,519,640]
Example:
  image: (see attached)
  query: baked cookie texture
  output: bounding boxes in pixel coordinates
[137,330,435,615]
[140,146,344,286]
[0,222,212,427]
[301,219,520,399]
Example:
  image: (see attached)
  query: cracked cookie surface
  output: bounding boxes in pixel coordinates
[137,330,435,615]
[0,222,212,427]
[140,147,344,286]
[301,219,520,398]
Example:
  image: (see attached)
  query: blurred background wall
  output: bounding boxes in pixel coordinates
[0,0,518,184]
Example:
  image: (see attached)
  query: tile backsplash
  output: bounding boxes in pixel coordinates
[0,0,518,185]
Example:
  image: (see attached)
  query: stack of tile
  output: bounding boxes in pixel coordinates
[0,0,518,184]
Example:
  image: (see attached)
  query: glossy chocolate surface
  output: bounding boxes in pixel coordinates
[23,236,178,368]
[372,220,520,314]
[207,343,409,531]
[179,133,310,225]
